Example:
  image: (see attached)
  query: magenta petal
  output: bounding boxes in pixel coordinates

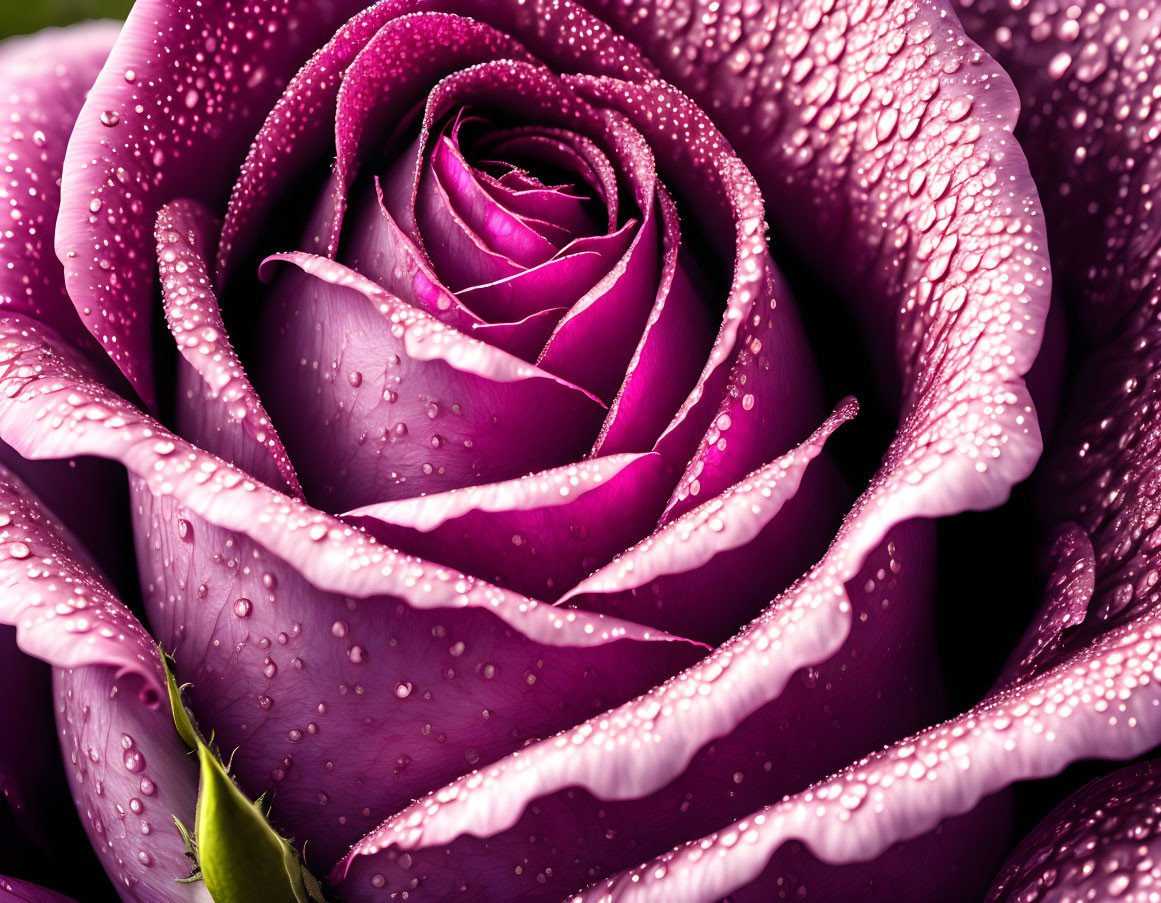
[456,224,635,326]
[0,321,698,869]
[0,455,198,903]
[340,177,566,360]
[561,400,856,642]
[0,877,77,903]
[157,200,303,498]
[576,601,1161,902]
[216,1,407,280]
[413,156,528,290]
[256,253,606,509]
[333,518,943,901]
[480,128,620,227]
[345,452,670,601]
[987,759,1161,902]
[55,0,370,403]
[431,135,559,266]
[0,23,118,356]
[329,12,536,253]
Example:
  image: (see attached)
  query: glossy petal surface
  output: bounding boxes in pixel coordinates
[56,0,370,401]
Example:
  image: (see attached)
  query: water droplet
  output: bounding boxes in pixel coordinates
[4,541,30,560]
[100,110,120,128]
[257,694,273,710]
[348,644,366,664]
[348,371,363,388]
[394,681,413,698]
[331,620,348,638]
[233,598,252,619]
[177,518,192,541]
[123,749,146,774]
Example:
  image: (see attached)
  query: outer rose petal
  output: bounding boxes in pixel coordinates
[0,877,77,903]
[987,758,1161,902]
[0,23,119,356]
[576,601,1161,902]
[55,0,371,403]
[0,318,699,868]
[0,25,128,873]
[334,518,943,901]
[0,451,202,903]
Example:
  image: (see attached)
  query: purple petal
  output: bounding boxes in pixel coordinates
[329,12,536,255]
[0,877,77,903]
[341,177,565,360]
[256,252,607,509]
[0,322,699,868]
[575,602,1161,902]
[429,134,559,266]
[55,0,370,402]
[157,199,303,498]
[345,452,670,600]
[560,400,855,642]
[333,517,944,900]
[571,0,1048,517]
[0,450,199,902]
[987,758,1161,902]
[0,23,118,357]
[455,225,634,328]
[998,524,1095,686]
[216,1,408,281]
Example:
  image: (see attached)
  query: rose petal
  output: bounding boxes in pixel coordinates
[455,226,635,328]
[478,128,620,228]
[157,199,303,498]
[341,175,566,360]
[560,400,855,642]
[998,524,1095,685]
[986,758,1161,902]
[256,252,607,509]
[0,877,77,903]
[346,452,670,600]
[55,0,371,403]
[0,319,699,869]
[575,601,1161,902]
[329,12,536,254]
[0,23,118,358]
[429,134,560,267]
[568,74,827,508]
[216,1,412,281]
[333,518,943,900]
[0,455,200,902]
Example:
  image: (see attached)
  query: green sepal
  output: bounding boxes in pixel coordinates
[160,645,199,749]
[194,743,326,903]
[172,815,203,884]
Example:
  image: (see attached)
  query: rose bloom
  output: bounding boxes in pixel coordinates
[0,0,1158,900]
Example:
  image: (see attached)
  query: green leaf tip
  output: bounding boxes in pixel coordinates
[194,744,326,903]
